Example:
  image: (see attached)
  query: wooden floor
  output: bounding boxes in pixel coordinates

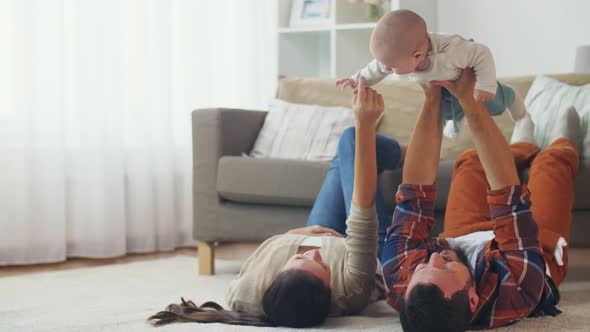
[0,242,259,278]
[1,244,589,281]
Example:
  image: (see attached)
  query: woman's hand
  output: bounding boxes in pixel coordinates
[336,78,358,90]
[287,225,344,237]
[352,79,384,128]
[431,68,478,106]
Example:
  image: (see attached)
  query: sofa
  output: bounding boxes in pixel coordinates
[192,73,590,275]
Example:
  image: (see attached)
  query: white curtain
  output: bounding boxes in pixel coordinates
[0,0,277,265]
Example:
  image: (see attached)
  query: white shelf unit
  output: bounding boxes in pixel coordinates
[278,0,437,79]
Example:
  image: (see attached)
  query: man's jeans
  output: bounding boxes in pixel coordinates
[306,127,403,259]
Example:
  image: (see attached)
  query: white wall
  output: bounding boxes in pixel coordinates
[437,0,590,77]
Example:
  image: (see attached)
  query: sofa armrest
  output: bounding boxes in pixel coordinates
[192,108,267,240]
[192,107,267,189]
[193,108,267,159]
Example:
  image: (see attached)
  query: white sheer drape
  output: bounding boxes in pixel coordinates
[0,0,277,265]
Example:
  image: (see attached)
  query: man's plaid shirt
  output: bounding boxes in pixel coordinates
[381,183,559,329]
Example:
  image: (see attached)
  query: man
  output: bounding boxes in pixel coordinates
[381,68,580,331]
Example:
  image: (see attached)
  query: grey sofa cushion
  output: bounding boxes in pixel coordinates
[380,160,456,213]
[381,158,590,212]
[217,156,329,207]
[218,154,589,217]
[573,160,590,209]
[571,211,590,247]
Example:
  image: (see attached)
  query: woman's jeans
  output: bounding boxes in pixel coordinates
[306,127,403,259]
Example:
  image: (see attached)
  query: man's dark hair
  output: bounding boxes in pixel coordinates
[400,248,473,332]
[262,269,332,327]
[400,284,471,332]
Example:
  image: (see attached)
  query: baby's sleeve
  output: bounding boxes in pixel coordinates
[450,40,497,94]
[352,59,391,86]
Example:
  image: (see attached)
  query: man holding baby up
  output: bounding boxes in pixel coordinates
[339,10,579,332]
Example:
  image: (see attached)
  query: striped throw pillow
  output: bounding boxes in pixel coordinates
[525,76,590,158]
[250,99,355,161]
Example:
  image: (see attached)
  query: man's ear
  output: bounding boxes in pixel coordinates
[468,284,479,313]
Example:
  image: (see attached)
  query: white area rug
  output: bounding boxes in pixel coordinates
[1,256,589,332]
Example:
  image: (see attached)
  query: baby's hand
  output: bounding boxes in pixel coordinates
[474,89,495,102]
[336,78,358,91]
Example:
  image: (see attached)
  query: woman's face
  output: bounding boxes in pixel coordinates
[282,249,331,287]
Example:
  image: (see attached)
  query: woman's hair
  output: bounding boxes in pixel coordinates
[148,269,332,328]
[262,269,332,327]
[148,298,270,326]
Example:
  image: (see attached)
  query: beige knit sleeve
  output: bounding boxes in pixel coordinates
[341,201,379,313]
[448,38,497,94]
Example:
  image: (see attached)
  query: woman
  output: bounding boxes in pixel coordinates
[149,80,404,327]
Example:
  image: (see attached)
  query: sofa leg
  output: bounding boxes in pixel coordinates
[198,241,215,275]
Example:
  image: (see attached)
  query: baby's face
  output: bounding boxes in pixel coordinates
[381,55,420,75]
[372,43,426,75]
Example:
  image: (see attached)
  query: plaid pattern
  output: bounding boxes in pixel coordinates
[381,183,554,329]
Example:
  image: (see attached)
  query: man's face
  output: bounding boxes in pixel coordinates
[406,249,473,299]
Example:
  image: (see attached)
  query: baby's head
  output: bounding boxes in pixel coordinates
[370,10,429,75]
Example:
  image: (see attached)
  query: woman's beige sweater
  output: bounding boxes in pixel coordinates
[225,202,385,316]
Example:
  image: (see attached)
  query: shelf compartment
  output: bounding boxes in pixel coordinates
[279,30,332,78]
[334,28,373,78]
[335,22,377,31]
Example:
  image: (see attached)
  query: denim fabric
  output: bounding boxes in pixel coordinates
[306,127,403,258]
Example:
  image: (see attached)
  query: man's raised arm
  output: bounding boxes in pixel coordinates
[380,82,443,310]
[436,69,545,327]
[402,84,443,185]
[435,68,518,189]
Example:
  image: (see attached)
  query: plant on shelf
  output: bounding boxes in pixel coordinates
[348,0,390,21]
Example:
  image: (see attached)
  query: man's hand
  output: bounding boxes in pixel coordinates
[419,81,442,102]
[435,68,519,189]
[352,79,384,128]
[474,89,495,102]
[287,225,343,237]
[431,68,478,107]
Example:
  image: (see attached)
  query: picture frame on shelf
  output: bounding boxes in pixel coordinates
[290,0,332,28]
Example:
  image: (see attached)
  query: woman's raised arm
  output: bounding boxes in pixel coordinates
[351,79,384,208]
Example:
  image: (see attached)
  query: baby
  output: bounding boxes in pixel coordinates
[337,9,533,139]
